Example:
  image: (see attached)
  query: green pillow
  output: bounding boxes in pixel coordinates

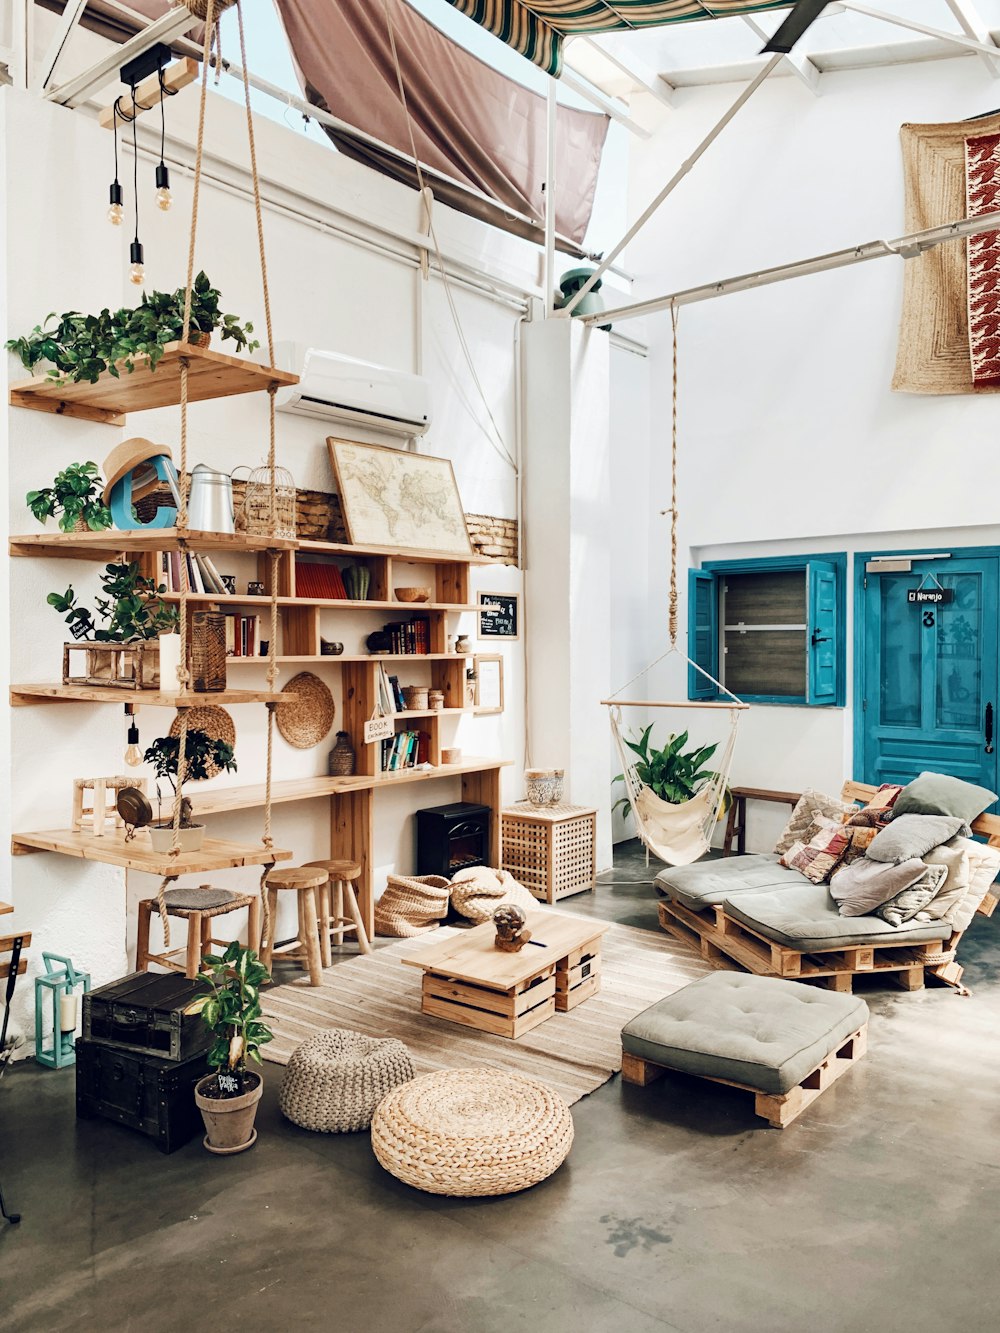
[893,772,997,823]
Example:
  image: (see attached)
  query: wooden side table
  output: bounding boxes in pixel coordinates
[501,803,597,904]
[722,787,801,856]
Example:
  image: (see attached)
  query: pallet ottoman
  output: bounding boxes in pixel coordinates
[621,972,868,1128]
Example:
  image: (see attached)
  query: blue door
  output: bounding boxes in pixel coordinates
[857,551,999,797]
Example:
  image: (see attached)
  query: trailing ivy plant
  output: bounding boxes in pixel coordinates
[26,461,113,533]
[47,561,178,642]
[188,941,273,1096]
[6,272,259,384]
[612,726,730,819]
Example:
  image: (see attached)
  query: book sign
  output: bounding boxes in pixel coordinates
[364,715,394,744]
[907,588,953,605]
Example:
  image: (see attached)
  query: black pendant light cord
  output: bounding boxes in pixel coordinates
[159,68,167,168]
[131,82,140,246]
[112,101,120,186]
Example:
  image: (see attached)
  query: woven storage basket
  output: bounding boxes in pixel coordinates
[371,1067,574,1197]
[168,706,236,778]
[276,672,335,749]
[403,686,429,711]
[190,609,227,692]
[327,731,356,777]
[373,874,451,937]
[449,867,537,925]
[279,1029,414,1133]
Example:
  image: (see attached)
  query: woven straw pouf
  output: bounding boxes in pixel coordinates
[370,1067,574,1196]
[279,1029,415,1133]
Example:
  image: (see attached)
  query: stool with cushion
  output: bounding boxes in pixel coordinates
[260,866,327,986]
[136,886,261,979]
[279,1028,414,1133]
[303,859,371,964]
[621,972,868,1128]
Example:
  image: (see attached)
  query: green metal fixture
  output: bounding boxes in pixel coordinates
[555,267,611,330]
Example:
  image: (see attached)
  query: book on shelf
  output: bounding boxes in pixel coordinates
[160,551,231,598]
[378,616,430,655]
[225,613,263,657]
[294,560,348,600]
[379,729,430,772]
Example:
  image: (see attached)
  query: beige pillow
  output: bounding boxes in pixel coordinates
[450,867,536,924]
[773,789,854,856]
[919,839,970,921]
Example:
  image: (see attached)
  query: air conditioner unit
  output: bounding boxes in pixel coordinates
[274,344,432,437]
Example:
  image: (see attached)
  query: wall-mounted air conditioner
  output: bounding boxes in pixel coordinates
[274,343,432,437]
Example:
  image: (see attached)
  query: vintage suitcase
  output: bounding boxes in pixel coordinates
[75,1038,210,1154]
[83,971,211,1061]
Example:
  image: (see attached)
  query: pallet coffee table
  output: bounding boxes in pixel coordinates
[400,910,609,1039]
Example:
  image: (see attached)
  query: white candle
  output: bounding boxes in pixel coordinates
[60,992,78,1032]
[159,632,182,691]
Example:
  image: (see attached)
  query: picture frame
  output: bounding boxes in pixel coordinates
[478,591,519,640]
[474,654,504,714]
[326,437,473,558]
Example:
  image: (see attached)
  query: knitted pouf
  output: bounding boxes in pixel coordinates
[279,1029,415,1133]
[370,1067,574,1197]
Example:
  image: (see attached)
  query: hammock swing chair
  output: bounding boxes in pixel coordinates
[603,307,748,867]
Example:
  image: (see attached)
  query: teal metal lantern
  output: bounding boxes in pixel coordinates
[34,953,90,1069]
[555,266,612,331]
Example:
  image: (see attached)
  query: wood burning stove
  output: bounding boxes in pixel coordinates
[416,802,491,877]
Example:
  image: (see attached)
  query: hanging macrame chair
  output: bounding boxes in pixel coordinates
[602,305,748,867]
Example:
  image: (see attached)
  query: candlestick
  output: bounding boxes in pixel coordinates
[159,632,182,691]
[59,992,78,1032]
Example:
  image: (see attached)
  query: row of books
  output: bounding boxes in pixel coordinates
[294,561,348,599]
[376,665,407,715]
[380,730,430,772]
[379,618,430,655]
[159,551,230,596]
[226,615,265,657]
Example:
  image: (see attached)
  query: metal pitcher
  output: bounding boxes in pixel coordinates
[187,464,235,534]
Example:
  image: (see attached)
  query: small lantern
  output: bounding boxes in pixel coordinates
[238,464,296,540]
[34,953,91,1069]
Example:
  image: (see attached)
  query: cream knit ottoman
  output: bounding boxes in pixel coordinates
[370,1066,574,1196]
[279,1029,415,1133]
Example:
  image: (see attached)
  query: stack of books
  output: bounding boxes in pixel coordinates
[226,615,264,657]
[380,730,430,772]
[294,561,348,599]
[159,551,230,595]
[376,665,406,714]
[378,617,430,655]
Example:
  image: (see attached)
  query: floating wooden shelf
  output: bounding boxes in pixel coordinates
[9,684,295,707]
[297,539,491,567]
[10,828,292,874]
[226,653,465,665]
[160,594,476,612]
[9,529,295,561]
[8,343,298,425]
[0,901,12,916]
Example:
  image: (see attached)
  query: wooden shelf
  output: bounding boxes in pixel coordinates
[8,344,298,425]
[0,901,12,916]
[227,653,465,665]
[9,529,295,561]
[10,828,292,874]
[297,539,490,567]
[160,594,476,612]
[9,684,295,707]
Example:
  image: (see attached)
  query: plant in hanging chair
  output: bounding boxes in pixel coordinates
[612,726,731,819]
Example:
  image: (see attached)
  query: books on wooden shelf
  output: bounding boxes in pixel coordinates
[380,729,430,772]
[295,560,348,599]
[374,617,430,655]
[160,551,229,596]
[376,665,407,715]
[226,614,263,658]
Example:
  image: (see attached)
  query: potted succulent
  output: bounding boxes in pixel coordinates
[613,726,731,820]
[189,942,273,1155]
[26,461,113,533]
[142,728,237,852]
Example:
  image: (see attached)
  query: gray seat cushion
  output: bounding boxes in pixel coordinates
[723,882,951,952]
[621,972,868,1095]
[656,853,807,909]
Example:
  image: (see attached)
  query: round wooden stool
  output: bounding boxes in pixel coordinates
[136,886,261,979]
[261,867,328,987]
[304,859,372,965]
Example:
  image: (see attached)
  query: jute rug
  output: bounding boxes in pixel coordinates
[260,921,711,1106]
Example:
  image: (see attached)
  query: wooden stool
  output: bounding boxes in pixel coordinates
[72,775,147,838]
[303,859,372,964]
[260,867,327,987]
[136,886,261,979]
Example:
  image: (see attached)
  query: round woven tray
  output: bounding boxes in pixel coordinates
[279,1029,415,1134]
[371,1067,574,1197]
[276,672,335,749]
[168,706,236,779]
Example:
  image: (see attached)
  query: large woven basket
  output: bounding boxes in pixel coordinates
[371,1067,574,1197]
[279,1029,414,1134]
[373,874,451,937]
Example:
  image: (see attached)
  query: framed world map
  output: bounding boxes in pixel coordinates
[327,438,473,557]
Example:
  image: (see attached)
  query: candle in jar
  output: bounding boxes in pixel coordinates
[159,631,182,690]
[59,991,79,1032]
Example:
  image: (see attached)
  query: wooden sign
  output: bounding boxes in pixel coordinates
[364,715,394,744]
[478,592,519,640]
[907,588,954,605]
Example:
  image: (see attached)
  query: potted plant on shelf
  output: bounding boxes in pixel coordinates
[189,941,273,1155]
[142,728,237,852]
[26,461,113,533]
[612,727,731,820]
[48,561,179,686]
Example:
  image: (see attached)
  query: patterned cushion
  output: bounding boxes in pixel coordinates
[773,789,854,856]
[779,817,851,884]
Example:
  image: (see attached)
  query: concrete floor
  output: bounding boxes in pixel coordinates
[3,841,1000,1332]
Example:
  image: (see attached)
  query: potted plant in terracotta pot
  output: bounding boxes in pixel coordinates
[189,941,273,1155]
[26,461,113,533]
[142,728,236,852]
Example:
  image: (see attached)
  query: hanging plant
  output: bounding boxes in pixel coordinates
[47,561,178,642]
[26,461,113,533]
[612,726,730,818]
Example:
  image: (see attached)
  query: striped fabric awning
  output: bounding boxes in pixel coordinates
[444,1,793,75]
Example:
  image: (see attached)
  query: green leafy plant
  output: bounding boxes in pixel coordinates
[6,272,259,384]
[26,461,113,533]
[613,725,730,819]
[47,561,178,642]
[143,729,237,827]
[188,942,273,1096]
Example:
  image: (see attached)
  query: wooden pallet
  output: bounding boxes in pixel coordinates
[420,969,556,1039]
[622,1025,868,1128]
[554,937,602,1011]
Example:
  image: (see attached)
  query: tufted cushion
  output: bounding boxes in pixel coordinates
[621,972,868,1095]
[723,882,951,951]
[279,1029,415,1133]
[655,854,806,909]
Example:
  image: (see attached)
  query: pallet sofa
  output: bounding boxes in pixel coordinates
[656,781,1000,993]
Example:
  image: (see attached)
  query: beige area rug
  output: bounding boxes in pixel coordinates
[260,922,711,1106]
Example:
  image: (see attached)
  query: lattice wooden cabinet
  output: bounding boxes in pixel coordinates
[501,803,597,904]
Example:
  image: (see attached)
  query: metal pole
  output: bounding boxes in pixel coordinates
[562,53,783,318]
[544,78,558,317]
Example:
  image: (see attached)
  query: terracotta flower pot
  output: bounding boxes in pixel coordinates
[195,1072,262,1155]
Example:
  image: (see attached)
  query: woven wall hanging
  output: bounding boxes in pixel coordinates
[276,672,335,749]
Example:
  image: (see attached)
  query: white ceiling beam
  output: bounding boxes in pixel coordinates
[44,4,197,107]
[943,0,1000,75]
[36,0,89,93]
[559,64,652,136]
[741,15,821,94]
[838,1,1000,60]
[573,35,676,108]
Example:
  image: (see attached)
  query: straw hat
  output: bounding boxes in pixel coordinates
[103,438,173,504]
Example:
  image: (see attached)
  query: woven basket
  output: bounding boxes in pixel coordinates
[239,464,297,541]
[449,867,537,925]
[371,1067,574,1197]
[327,731,355,777]
[279,1029,414,1134]
[276,672,335,749]
[168,706,236,778]
[190,609,227,692]
[403,686,429,711]
[373,874,451,937]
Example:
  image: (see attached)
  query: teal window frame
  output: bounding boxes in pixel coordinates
[688,553,847,707]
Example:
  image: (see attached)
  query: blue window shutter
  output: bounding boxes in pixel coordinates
[688,569,719,700]
[807,560,839,705]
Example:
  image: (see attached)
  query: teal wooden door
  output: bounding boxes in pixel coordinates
[858,553,999,796]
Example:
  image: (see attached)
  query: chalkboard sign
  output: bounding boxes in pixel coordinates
[907,588,954,605]
[479,592,519,640]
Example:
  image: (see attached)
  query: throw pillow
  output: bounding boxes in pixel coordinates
[918,839,970,921]
[773,789,854,856]
[946,838,1000,932]
[866,814,966,864]
[874,864,949,927]
[830,857,931,917]
[892,771,998,824]
[779,818,851,884]
[839,824,878,867]
[863,784,904,813]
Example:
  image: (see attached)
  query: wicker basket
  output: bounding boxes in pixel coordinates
[373,874,451,937]
[403,686,429,711]
[327,731,355,777]
[276,672,335,749]
[168,706,236,778]
[190,609,227,692]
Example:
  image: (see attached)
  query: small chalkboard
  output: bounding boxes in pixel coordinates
[478,592,519,640]
[217,1070,242,1097]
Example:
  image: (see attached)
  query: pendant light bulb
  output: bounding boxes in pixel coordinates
[108,181,124,226]
[129,239,145,287]
[124,706,143,767]
[155,162,172,212]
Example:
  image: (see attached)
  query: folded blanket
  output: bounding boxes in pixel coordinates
[449,866,537,924]
[830,857,933,917]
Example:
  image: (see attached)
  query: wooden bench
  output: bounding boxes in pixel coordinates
[722,786,800,857]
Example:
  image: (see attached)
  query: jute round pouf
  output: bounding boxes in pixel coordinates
[370,1067,574,1197]
[279,1029,415,1134]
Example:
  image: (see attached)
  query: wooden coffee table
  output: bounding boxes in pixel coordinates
[400,909,609,1039]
